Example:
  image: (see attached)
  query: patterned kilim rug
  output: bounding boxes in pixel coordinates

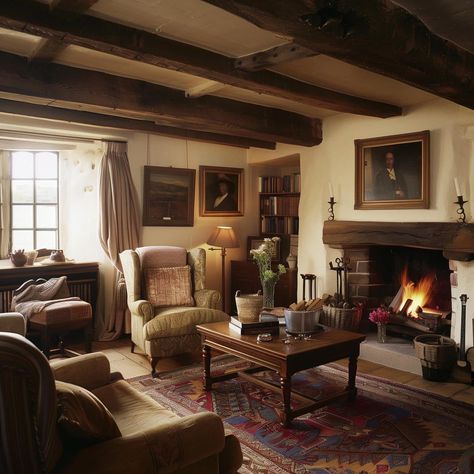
[128,357,474,473]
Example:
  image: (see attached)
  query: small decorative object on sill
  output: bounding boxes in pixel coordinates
[50,250,66,262]
[321,258,362,331]
[328,197,336,220]
[25,250,38,266]
[234,290,263,323]
[286,254,297,270]
[10,249,27,267]
[250,237,286,309]
[368,306,390,343]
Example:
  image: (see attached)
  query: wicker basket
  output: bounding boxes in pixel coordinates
[321,305,362,331]
[235,290,263,323]
[414,334,457,381]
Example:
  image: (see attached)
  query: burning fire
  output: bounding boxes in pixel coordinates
[397,268,436,317]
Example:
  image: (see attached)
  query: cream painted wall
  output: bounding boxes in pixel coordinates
[248,98,474,298]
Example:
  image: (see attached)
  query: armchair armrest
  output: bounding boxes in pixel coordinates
[0,312,26,335]
[128,299,154,322]
[194,289,222,310]
[64,412,226,474]
[50,353,112,390]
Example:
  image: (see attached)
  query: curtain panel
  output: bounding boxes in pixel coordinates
[0,151,11,259]
[98,141,140,340]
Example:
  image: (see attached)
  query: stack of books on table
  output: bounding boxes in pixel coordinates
[229,316,280,335]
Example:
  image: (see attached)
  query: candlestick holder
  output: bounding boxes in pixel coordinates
[454,195,468,224]
[328,197,336,220]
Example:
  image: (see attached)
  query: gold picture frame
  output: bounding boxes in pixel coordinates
[199,165,244,216]
[355,130,430,210]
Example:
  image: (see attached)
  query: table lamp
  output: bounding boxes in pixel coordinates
[207,226,239,313]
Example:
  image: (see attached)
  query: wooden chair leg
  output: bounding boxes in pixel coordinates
[131,341,136,354]
[84,323,92,353]
[41,330,50,359]
[150,357,160,378]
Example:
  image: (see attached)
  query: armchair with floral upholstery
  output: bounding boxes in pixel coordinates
[120,246,229,376]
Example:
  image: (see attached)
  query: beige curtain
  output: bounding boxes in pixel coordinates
[0,151,11,259]
[98,142,140,341]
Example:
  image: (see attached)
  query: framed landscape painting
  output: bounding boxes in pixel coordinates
[143,166,195,226]
[355,130,430,210]
[199,165,244,216]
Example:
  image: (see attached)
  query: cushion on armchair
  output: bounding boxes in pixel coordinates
[145,265,194,307]
[56,381,121,444]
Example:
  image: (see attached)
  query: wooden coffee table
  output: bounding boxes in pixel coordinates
[196,322,365,427]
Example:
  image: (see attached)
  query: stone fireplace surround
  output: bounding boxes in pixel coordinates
[323,220,474,351]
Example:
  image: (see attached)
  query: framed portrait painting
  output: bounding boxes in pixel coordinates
[142,166,195,226]
[355,130,430,210]
[199,166,244,216]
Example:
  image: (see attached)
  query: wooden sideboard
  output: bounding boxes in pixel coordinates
[230,260,298,315]
[0,261,99,319]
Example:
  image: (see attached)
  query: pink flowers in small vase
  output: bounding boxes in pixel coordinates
[368,306,390,325]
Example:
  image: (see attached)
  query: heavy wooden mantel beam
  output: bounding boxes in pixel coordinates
[0,0,401,118]
[202,0,474,110]
[0,51,320,146]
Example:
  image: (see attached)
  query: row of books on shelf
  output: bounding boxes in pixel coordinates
[258,174,300,193]
[261,216,299,234]
[260,196,299,216]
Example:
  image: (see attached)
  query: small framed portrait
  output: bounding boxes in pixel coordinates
[247,236,281,262]
[143,166,195,226]
[199,166,244,216]
[355,130,430,210]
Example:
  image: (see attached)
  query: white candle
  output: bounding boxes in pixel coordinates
[454,177,461,197]
[328,182,334,198]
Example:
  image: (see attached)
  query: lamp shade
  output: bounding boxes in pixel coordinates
[207,226,239,249]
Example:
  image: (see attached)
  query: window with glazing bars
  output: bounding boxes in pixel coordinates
[10,151,59,251]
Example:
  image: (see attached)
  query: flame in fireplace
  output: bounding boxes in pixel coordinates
[398,268,436,317]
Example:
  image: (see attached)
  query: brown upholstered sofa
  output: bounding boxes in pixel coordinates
[0,332,243,474]
[120,246,229,376]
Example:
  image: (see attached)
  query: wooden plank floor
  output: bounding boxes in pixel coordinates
[74,336,474,405]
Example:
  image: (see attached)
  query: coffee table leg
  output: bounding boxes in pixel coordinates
[280,376,292,427]
[202,344,212,391]
[347,348,359,400]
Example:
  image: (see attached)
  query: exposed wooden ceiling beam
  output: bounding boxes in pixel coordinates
[0,51,321,146]
[49,0,99,14]
[0,0,401,118]
[29,0,98,63]
[235,43,317,71]
[0,98,275,149]
[201,0,474,110]
[185,80,226,98]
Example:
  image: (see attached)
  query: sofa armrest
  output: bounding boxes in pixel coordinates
[0,312,26,335]
[128,299,154,322]
[194,289,222,310]
[50,353,112,390]
[63,412,226,474]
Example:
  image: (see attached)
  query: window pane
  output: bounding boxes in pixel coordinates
[12,180,33,203]
[36,180,57,203]
[12,205,33,228]
[12,230,34,250]
[11,152,34,178]
[36,230,57,249]
[36,205,57,228]
[35,152,58,178]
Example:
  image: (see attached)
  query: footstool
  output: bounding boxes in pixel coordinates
[28,300,93,358]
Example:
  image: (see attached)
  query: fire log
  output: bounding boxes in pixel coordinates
[400,298,413,315]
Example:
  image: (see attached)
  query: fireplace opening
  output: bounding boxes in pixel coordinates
[345,246,452,338]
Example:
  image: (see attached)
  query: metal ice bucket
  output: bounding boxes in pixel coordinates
[284,308,321,335]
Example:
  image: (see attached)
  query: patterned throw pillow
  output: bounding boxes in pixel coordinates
[56,381,121,444]
[145,265,195,307]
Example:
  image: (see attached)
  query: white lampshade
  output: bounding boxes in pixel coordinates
[207,226,239,249]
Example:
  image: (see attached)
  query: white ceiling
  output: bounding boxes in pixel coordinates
[0,0,436,120]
